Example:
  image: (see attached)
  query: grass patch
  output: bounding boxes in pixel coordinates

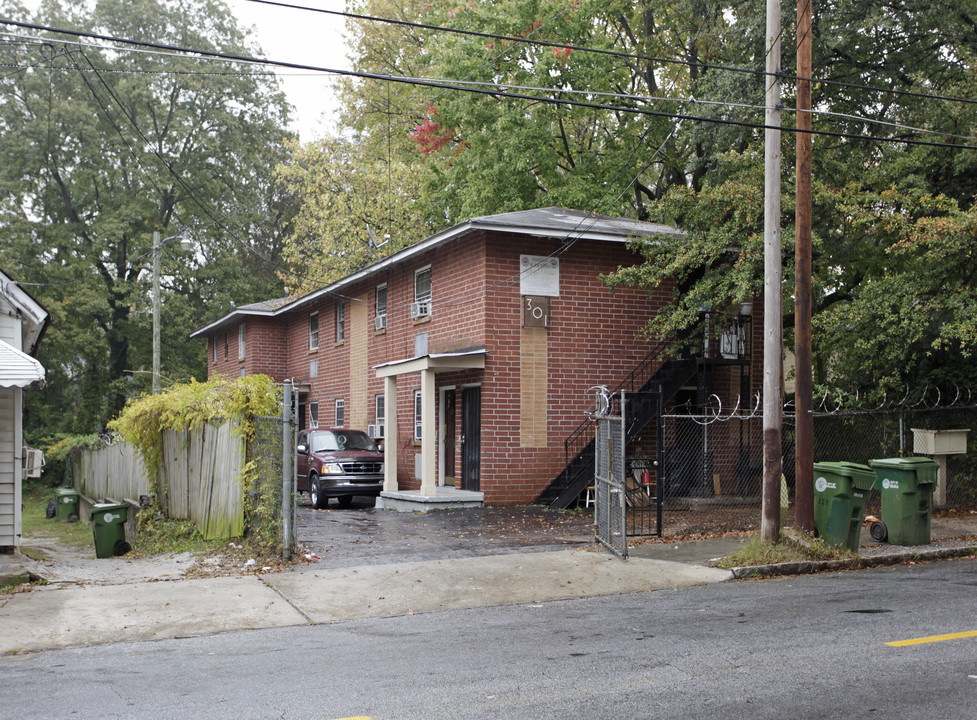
[22,483,281,566]
[21,485,93,551]
[1,576,49,595]
[714,529,856,569]
[128,513,230,557]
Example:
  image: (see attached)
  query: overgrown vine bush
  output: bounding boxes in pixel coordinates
[109,375,282,550]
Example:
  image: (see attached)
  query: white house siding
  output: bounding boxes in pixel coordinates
[0,297,19,349]
[0,387,20,548]
[0,299,26,548]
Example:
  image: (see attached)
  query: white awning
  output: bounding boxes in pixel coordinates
[0,340,45,388]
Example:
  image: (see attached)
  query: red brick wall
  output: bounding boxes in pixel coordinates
[474,234,675,504]
[368,239,488,492]
[198,229,766,505]
[204,317,287,381]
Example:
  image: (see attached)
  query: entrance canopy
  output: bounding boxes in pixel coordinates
[374,347,486,497]
[375,346,487,378]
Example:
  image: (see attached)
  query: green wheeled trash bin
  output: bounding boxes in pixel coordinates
[90,503,131,558]
[813,462,876,551]
[868,457,940,545]
[55,488,80,521]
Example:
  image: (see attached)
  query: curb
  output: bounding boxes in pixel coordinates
[730,544,977,579]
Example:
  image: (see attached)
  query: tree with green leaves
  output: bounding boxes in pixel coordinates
[279,0,761,281]
[0,0,295,438]
[280,0,977,395]
[276,134,431,294]
[605,0,977,394]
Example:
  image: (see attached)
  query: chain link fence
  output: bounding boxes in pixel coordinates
[650,401,977,538]
[249,381,298,557]
[248,414,289,552]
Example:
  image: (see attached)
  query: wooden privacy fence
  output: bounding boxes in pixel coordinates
[72,439,150,504]
[72,421,245,540]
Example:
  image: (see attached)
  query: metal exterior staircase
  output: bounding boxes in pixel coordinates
[535,352,699,509]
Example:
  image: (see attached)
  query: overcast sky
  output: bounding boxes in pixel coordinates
[19,0,353,141]
[228,0,351,141]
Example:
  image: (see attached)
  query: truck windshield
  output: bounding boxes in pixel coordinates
[309,431,376,453]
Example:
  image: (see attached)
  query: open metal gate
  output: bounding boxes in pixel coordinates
[595,410,627,557]
[594,390,664,557]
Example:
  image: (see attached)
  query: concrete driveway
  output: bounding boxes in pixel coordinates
[295,496,599,568]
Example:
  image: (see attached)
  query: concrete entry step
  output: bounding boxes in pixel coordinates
[378,487,484,513]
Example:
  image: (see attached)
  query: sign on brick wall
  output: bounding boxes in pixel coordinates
[522,295,551,328]
[519,255,560,296]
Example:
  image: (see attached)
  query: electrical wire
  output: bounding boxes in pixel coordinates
[5,40,972,145]
[2,18,973,151]
[19,43,326,295]
[6,12,977,305]
[244,0,977,109]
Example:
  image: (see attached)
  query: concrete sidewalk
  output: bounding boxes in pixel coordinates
[0,548,732,656]
[3,514,974,656]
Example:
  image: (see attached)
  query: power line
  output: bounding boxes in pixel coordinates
[55,45,318,293]
[4,37,972,146]
[244,0,977,109]
[2,18,973,151]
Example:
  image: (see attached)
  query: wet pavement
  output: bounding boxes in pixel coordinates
[296,497,598,567]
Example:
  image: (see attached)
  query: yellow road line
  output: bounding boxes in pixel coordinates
[887,630,977,647]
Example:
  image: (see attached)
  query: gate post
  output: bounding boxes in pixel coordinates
[282,380,294,560]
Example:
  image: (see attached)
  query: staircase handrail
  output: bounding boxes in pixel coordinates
[564,336,677,468]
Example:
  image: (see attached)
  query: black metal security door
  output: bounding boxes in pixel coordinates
[444,389,456,481]
[461,386,481,491]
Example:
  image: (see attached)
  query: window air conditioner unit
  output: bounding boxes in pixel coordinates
[368,423,385,439]
[374,314,387,331]
[409,301,431,319]
[23,448,44,478]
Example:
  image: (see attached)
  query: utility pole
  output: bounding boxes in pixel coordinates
[762,0,783,543]
[152,229,193,394]
[152,229,162,395]
[794,0,815,533]
[282,380,294,560]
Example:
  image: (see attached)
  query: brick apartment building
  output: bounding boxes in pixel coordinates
[191,208,760,506]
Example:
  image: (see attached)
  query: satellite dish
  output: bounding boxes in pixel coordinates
[367,224,389,251]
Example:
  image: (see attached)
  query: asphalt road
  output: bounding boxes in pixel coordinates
[3,558,976,719]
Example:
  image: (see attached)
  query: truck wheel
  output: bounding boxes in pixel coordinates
[310,476,326,509]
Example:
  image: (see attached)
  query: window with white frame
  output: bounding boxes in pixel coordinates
[309,402,319,429]
[375,284,387,331]
[213,337,218,362]
[413,390,423,440]
[238,323,246,360]
[309,358,318,378]
[336,301,346,342]
[335,398,345,427]
[309,312,319,351]
[374,394,385,438]
[415,266,432,304]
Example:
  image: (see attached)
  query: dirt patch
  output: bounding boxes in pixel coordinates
[20,535,299,587]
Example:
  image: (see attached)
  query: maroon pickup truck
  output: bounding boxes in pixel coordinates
[296,428,384,508]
